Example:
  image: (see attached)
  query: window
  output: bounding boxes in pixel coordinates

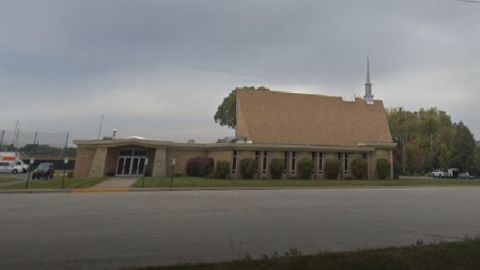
[232,150,238,174]
[284,151,289,172]
[362,153,367,159]
[255,151,260,174]
[318,152,323,175]
[344,153,349,176]
[262,151,268,174]
[311,152,316,175]
[133,150,147,156]
[119,150,133,156]
[337,152,342,160]
[291,151,296,175]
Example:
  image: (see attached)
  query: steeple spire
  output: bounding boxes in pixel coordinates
[366,56,371,84]
[364,55,374,104]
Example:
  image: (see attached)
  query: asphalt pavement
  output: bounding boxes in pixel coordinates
[1,187,480,270]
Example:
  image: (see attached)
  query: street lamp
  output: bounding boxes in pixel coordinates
[61,157,69,189]
[25,158,35,189]
[170,158,176,188]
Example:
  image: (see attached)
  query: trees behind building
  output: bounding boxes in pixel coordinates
[387,107,477,175]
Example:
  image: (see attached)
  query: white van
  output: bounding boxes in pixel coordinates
[0,161,15,174]
[0,152,29,174]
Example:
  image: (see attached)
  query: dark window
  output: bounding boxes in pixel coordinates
[362,153,367,159]
[344,153,349,176]
[337,152,342,160]
[284,151,289,172]
[311,152,316,175]
[255,151,260,173]
[319,152,323,174]
[232,150,238,174]
[291,152,296,174]
[133,150,147,156]
[119,150,133,156]
[262,151,268,174]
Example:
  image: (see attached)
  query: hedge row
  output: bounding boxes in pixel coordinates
[185,157,391,180]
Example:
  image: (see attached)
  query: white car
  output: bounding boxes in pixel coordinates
[12,160,29,174]
[0,161,14,174]
[431,170,447,178]
[0,160,29,174]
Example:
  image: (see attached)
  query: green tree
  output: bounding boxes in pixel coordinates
[437,143,450,170]
[213,86,269,128]
[475,145,480,170]
[451,122,476,171]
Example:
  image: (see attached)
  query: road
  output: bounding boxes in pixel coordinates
[1,187,480,270]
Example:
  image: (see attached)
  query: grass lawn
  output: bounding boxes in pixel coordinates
[127,239,480,270]
[0,176,21,184]
[5,177,108,189]
[133,176,480,188]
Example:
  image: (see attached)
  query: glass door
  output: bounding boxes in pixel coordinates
[116,156,147,176]
[116,149,147,176]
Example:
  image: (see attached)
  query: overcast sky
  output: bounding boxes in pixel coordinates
[0,0,479,146]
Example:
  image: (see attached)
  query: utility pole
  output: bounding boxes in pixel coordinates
[11,120,19,145]
[61,132,70,188]
[14,128,20,154]
[0,130,5,151]
[97,114,104,139]
[33,131,38,145]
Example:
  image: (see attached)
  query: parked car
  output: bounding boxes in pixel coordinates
[431,170,447,178]
[0,161,14,174]
[12,160,29,174]
[458,172,474,180]
[32,163,55,179]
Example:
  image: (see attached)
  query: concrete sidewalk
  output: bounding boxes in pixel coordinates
[91,177,138,188]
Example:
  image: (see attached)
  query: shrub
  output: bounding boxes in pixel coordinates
[240,158,257,179]
[298,158,314,179]
[269,158,284,179]
[376,158,391,180]
[351,157,368,179]
[325,159,340,179]
[186,156,214,177]
[214,161,231,179]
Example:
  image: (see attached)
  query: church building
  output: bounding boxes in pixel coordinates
[74,61,395,179]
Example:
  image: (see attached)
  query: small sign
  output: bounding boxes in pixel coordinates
[172,158,176,166]
[64,158,69,164]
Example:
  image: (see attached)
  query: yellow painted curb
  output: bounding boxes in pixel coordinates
[72,188,130,193]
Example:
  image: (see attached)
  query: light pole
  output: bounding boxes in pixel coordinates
[142,158,149,188]
[61,157,69,189]
[170,158,176,188]
[25,158,35,189]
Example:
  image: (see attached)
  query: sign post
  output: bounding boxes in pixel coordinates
[25,158,34,189]
[142,158,149,188]
[61,157,69,189]
[170,158,176,188]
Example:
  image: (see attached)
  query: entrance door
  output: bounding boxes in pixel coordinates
[116,150,147,176]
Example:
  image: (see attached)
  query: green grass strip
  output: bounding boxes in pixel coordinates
[127,239,480,270]
[5,177,108,189]
[133,176,480,188]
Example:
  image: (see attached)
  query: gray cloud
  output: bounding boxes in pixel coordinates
[0,0,479,144]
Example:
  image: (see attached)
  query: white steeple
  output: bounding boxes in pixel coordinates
[364,56,374,104]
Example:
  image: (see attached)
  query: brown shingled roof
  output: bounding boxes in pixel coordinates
[236,89,393,146]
